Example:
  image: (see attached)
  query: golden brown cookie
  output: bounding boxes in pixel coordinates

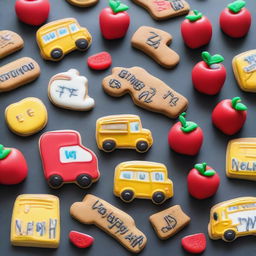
[70,194,147,253]
[131,26,179,68]
[149,205,190,239]
[102,67,188,118]
[0,57,40,92]
[66,0,99,7]
[0,30,24,59]
[132,0,190,20]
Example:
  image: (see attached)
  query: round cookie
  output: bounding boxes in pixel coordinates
[66,0,99,7]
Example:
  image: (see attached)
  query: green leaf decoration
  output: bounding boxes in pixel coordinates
[228,0,246,13]
[195,163,215,177]
[181,121,198,133]
[201,51,224,66]
[0,144,11,160]
[179,112,187,127]
[185,10,203,22]
[231,96,247,111]
[109,0,129,13]
[204,169,216,177]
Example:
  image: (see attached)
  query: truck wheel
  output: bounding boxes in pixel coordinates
[48,175,63,188]
[223,230,236,242]
[76,174,92,188]
[102,140,116,152]
[121,190,134,202]
[75,39,89,51]
[50,48,63,60]
[152,191,165,204]
[136,140,149,152]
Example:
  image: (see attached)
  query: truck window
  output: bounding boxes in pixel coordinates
[120,171,133,180]
[136,172,149,182]
[151,172,165,182]
[101,123,128,131]
[130,122,140,132]
[58,27,69,37]
[59,146,92,163]
[42,31,57,44]
[69,23,80,33]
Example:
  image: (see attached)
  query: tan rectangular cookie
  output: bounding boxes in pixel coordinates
[0,57,40,92]
[0,30,24,59]
[70,194,147,253]
[149,205,190,239]
[132,0,190,20]
[102,67,188,118]
[131,26,179,68]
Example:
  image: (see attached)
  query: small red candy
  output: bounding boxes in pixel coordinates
[181,233,206,254]
[69,231,94,248]
[87,52,112,70]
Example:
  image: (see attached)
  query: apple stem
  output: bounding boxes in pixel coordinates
[201,51,224,68]
[228,0,246,13]
[185,10,203,22]
[179,112,198,133]
[0,144,11,160]
[194,162,216,177]
[109,0,129,13]
[231,97,247,111]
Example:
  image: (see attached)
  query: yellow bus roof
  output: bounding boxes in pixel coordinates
[97,115,141,124]
[116,161,167,171]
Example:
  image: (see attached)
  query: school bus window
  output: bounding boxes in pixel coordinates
[69,23,80,33]
[101,123,128,131]
[130,122,140,132]
[42,31,57,44]
[227,205,239,212]
[151,172,165,182]
[120,171,133,180]
[137,172,149,182]
[58,27,69,37]
[242,203,256,209]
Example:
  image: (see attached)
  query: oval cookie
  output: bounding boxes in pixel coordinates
[5,97,48,136]
[66,0,99,7]
[0,57,40,92]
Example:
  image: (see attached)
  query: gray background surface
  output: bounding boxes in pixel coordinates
[0,0,256,255]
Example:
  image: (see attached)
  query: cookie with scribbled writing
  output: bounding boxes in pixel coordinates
[132,0,190,20]
[102,67,188,118]
[131,26,179,68]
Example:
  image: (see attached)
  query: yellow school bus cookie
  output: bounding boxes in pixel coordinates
[208,197,256,242]
[114,161,173,204]
[96,114,153,152]
[226,138,256,181]
[36,18,92,61]
[11,194,60,248]
[5,97,48,136]
[232,50,256,92]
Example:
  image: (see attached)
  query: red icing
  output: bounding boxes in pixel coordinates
[39,130,100,185]
[0,147,28,185]
[192,61,226,95]
[15,0,50,26]
[181,16,212,49]
[99,7,130,39]
[220,8,251,38]
[181,233,206,254]
[212,99,247,135]
[187,165,220,199]
[87,52,112,70]
[69,231,94,248]
[168,122,203,156]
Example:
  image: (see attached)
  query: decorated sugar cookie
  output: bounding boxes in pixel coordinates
[11,194,60,248]
[66,0,99,7]
[39,130,100,189]
[70,194,147,253]
[182,233,206,253]
[5,97,48,136]
[0,30,24,59]
[96,114,153,152]
[69,231,94,248]
[114,161,173,204]
[36,18,92,61]
[232,50,256,92]
[48,69,95,111]
[87,52,112,70]
[208,197,256,242]
[226,138,256,181]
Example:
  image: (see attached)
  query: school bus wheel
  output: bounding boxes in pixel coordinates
[76,174,92,188]
[121,189,135,202]
[223,229,236,242]
[50,48,63,60]
[102,139,116,152]
[75,39,89,51]
[136,140,149,152]
[152,191,166,204]
[48,174,63,189]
